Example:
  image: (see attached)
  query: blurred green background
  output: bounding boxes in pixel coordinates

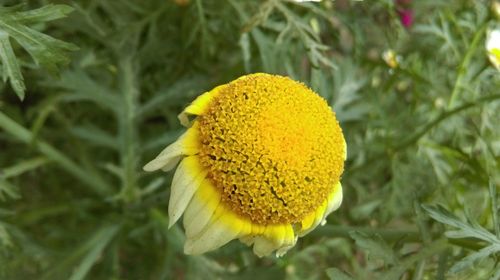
[1,0,499,279]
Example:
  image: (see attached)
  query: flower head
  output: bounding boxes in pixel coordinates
[382,49,400,69]
[395,0,414,28]
[144,73,346,257]
[398,9,413,28]
[486,29,500,70]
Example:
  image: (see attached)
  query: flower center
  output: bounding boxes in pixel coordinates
[197,74,345,225]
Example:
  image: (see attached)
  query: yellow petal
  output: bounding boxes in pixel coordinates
[158,155,182,172]
[342,137,347,161]
[250,224,295,257]
[143,140,183,172]
[298,200,327,237]
[168,156,207,228]
[178,86,223,127]
[276,226,297,257]
[239,235,255,246]
[321,183,343,225]
[143,125,199,172]
[184,207,242,255]
[253,237,276,257]
[297,183,342,235]
[178,74,270,126]
[183,179,221,239]
[299,210,317,234]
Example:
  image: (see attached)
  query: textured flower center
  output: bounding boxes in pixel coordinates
[197,74,345,225]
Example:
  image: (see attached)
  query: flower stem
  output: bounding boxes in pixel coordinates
[117,55,140,202]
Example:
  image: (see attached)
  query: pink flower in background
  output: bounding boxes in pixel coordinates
[395,0,413,28]
[398,9,413,28]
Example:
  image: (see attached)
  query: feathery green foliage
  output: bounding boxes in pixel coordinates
[0,0,499,279]
[0,4,77,100]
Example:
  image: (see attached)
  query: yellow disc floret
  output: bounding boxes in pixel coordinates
[197,74,345,225]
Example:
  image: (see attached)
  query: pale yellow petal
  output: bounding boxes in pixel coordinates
[276,226,297,257]
[252,236,276,257]
[183,180,221,239]
[168,156,207,228]
[159,156,182,172]
[239,236,255,246]
[298,201,327,237]
[143,125,199,172]
[143,138,183,172]
[184,206,243,255]
[321,183,343,226]
[249,224,295,257]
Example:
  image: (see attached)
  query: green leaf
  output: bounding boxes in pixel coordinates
[489,178,499,238]
[3,4,75,24]
[0,221,13,247]
[449,244,500,273]
[5,23,78,72]
[1,157,49,179]
[0,31,25,99]
[68,225,120,280]
[492,267,500,280]
[41,224,120,280]
[239,33,251,72]
[0,4,77,99]
[423,205,499,244]
[0,179,20,201]
[56,70,121,113]
[349,231,399,266]
[70,125,117,150]
[325,268,354,280]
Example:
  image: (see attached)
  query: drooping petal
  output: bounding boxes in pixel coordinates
[298,200,327,237]
[143,138,184,172]
[296,183,342,236]
[250,224,294,257]
[252,236,277,258]
[321,183,343,225]
[143,124,199,172]
[183,179,221,239]
[168,156,207,228]
[184,205,248,255]
[276,226,297,257]
[239,235,255,246]
[144,73,347,258]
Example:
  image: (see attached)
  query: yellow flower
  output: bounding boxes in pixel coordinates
[144,73,346,257]
[486,29,500,70]
[382,49,400,69]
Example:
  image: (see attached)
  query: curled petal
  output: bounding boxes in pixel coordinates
[168,156,207,228]
[183,179,221,239]
[184,207,242,255]
[143,124,199,172]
